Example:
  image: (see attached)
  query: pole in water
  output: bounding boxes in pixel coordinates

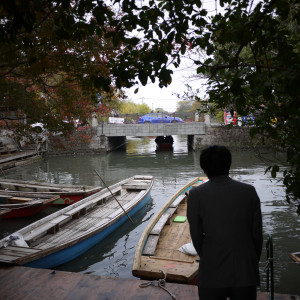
[94,170,134,224]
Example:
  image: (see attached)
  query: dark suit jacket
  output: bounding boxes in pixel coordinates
[187,175,263,288]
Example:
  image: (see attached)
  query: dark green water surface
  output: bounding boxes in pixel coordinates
[1,136,299,295]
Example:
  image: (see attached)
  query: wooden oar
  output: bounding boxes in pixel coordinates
[94,170,134,224]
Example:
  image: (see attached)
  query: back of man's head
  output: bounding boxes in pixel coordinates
[200,145,232,178]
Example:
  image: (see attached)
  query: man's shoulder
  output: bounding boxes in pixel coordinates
[193,176,255,191]
[189,176,256,192]
[230,178,255,189]
[189,180,210,194]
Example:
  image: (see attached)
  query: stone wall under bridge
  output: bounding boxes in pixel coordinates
[188,124,262,151]
[47,127,126,155]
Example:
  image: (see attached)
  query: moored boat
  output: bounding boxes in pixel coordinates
[0,178,101,205]
[155,135,173,150]
[0,193,60,219]
[132,177,207,284]
[0,175,154,269]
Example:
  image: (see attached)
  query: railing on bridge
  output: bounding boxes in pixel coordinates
[105,112,198,124]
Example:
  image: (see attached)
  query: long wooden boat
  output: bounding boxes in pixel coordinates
[0,193,60,219]
[0,178,101,205]
[0,175,154,269]
[289,252,300,265]
[132,177,207,285]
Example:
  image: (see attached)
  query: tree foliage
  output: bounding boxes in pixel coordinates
[119,100,151,114]
[0,0,125,134]
[1,0,299,211]
[123,0,300,212]
[125,0,298,211]
[175,100,193,120]
[199,0,300,212]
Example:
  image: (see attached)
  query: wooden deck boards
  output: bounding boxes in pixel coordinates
[0,266,298,300]
[0,266,198,300]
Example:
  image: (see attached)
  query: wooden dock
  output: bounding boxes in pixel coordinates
[0,150,41,171]
[0,266,298,300]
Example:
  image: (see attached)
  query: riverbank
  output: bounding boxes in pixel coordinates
[0,266,298,300]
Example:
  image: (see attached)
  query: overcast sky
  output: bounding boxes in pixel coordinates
[125,0,219,112]
[126,65,198,113]
[125,0,260,113]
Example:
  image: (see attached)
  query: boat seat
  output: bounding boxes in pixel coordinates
[165,207,177,223]
[49,214,72,228]
[23,213,74,245]
[23,223,57,244]
[91,187,121,206]
[64,186,123,219]
[142,234,159,256]
[134,176,153,180]
[64,203,92,219]
[143,212,173,256]
[122,183,148,190]
[150,213,170,235]
[169,194,187,214]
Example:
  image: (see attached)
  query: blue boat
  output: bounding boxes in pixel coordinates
[0,175,154,269]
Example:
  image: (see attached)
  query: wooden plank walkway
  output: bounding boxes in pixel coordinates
[0,266,298,300]
[0,150,41,171]
[0,150,37,163]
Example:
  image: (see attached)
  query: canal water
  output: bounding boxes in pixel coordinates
[1,136,299,295]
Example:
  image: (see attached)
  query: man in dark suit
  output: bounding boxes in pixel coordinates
[187,145,263,300]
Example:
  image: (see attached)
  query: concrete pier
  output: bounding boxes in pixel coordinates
[0,266,298,300]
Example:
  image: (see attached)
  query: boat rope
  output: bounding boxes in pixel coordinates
[264,257,273,272]
[139,270,176,299]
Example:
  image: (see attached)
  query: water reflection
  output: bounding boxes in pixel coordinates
[1,135,299,295]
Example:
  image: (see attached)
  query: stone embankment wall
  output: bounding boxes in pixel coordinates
[47,126,127,155]
[190,124,263,150]
[47,127,104,155]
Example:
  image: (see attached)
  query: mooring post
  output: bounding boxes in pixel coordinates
[266,234,274,300]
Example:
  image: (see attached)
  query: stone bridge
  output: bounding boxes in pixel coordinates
[47,122,259,153]
[96,122,206,137]
[95,122,206,151]
[92,122,257,152]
